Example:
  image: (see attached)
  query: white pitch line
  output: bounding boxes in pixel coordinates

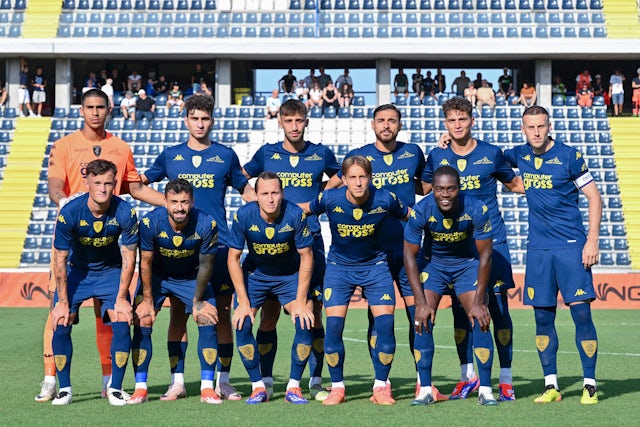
[342,337,640,357]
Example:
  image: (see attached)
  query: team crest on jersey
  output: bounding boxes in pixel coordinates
[458,213,472,222]
[158,231,169,238]
[428,216,437,223]
[369,207,387,214]
[93,221,103,233]
[383,153,393,166]
[207,155,225,163]
[332,206,344,213]
[173,154,185,161]
[546,157,563,165]
[439,159,450,166]
[192,155,202,168]
[289,155,299,167]
[443,218,453,229]
[473,156,493,165]
[305,153,322,161]
[79,220,89,227]
[172,236,183,247]
[457,159,467,172]
[270,153,282,160]
[249,225,260,232]
[534,157,543,170]
[279,224,294,233]
[398,151,415,159]
[352,208,363,220]
[93,145,101,157]
[265,227,275,239]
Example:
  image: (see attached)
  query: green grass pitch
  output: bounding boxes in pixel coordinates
[2,307,639,426]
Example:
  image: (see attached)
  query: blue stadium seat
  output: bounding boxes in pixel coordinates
[204,0,216,8]
[420,0,432,8]
[490,0,501,8]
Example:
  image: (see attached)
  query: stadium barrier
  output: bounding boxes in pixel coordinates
[1,271,639,309]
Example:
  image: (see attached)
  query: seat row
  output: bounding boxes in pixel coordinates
[290,0,603,10]
[62,0,218,10]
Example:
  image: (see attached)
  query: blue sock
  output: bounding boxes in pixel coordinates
[217,343,233,374]
[235,317,261,382]
[534,306,559,376]
[406,305,416,357]
[197,325,218,382]
[256,329,277,378]
[472,321,494,388]
[167,341,188,374]
[452,296,473,365]
[52,324,73,389]
[570,303,598,380]
[489,292,513,369]
[372,314,395,382]
[290,318,313,381]
[324,316,345,383]
[110,322,131,390]
[366,308,376,362]
[413,320,434,387]
[132,326,152,384]
[308,326,325,378]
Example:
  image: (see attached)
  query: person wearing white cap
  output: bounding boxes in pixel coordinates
[135,88,155,122]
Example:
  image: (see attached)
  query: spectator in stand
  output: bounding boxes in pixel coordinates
[135,89,155,121]
[266,89,281,119]
[120,90,136,120]
[101,77,115,109]
[412,68,424,94]
[195,81,213,97]
[451,70,471,97]
[592,74,607,104]
[278,69,298,96]
[498,68,513,96]
[0,81,8,112]
[434,68,446,95]
[419,70,436,103]
[192,63,207,93]
[339,83,354,108]
[513,82,537,107]
[473,73,483,90]
[394,68,409,97]
[166,82,184,111]
[295,79,309,103]
[552,75,567,103]
[31,65,47,117]
[144,78,156,97]
[97,69,108,88]
[609,69,626,117]
[304,68,317,90]
[154,75,169,95]
[464,81,477,106]
[86,72,97,89]
[111,68,126,92]
[476,80,496,111]
[127,70,142,92]
[82,76,96,95]
[317,67,332,89]
[322,80,340,115]
[577,83,594,108]
[632,68,640,116]
[307,81,323,109]
[335,68,353,92]
[576,69,592,93]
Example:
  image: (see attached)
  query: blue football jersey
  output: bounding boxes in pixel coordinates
[243,141,340,234]
[341,142,426,252]
[422,140,516,243]
[139,207,218,279]
[144,143,248,247]
[405,193,492,266]
[504,142,593,249]
[309,186,408,266]
[228,199,313,276]
[54,194,139,271]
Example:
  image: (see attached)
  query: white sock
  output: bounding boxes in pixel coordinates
[386,378,391,386]
[309,376,322,388]
[544,374,558,389]
[44,375,56,385]
[287,379,300,389]
[416,371,421,385]
[465,363,476,381]
[583,378,596,388]
[102,375,111,389]
[135,382,147,390]
[201,379,214,391]
[418,386,432,398]
[478,386,493,398]
[499,368,512,384]
[251,380,266,391]
[331,381,345,390]
[216,371,230,386]
[263,376,274,387]
[373,379,387,389]
[59,386,72,394]
[172,373,185,385]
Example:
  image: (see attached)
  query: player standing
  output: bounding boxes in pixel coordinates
[228,172,315,405]
[424,97,522,401]
[242,99,340,400]
[405,166,496,406]
[50,160,138,405]
[36,89,163,402]
[304,155,409,406]
[142,95,254,400]
[129,179,222,404]
[504,106,601,404]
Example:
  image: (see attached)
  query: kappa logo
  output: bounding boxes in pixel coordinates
[575,288,587,296]
[482,205,488,214]
[207,155,225,163]
[219,284,231,292]
[57,214,66,224]
[305,153,323,161]
[494,280,505,289]
[302,227,310,237]
[270,153,282,160]
[365,156,375,162]
[249,225,261,232]
[158,231,169,238]
[546,157,563,165]
[332,206,344,213]
[279,224,294,233]
[523,154,531,161]
[428,216,437,222]
[380,294,392,301]
[397,151,415,159]
[483,221,492,233]
[473,156,494,165]
[438,159,450,166]
[369,207,387,214]
[173,154,185,161]
[142,217,151,228]
[410,210,416,219]
[79,220,89,227]
[576,151,582,159]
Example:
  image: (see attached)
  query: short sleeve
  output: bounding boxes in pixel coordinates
[388,191,408,219]
[53,207,74,251]
[493,148,517,184]
[503,147,518,168]
[138,214,155,252]
[404,207,425,245]
[227,210,246,250]
[243,145,266,178]
[228,150,249,192]
[421,151,435,183]
[308,191,327,216]
[118,204,139,246]
[568,148,593,188]
[294,208,313,249]
[121,146,141,184]
[472,203,493,241]
[199,216,219,255]
[322,146,341,177]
